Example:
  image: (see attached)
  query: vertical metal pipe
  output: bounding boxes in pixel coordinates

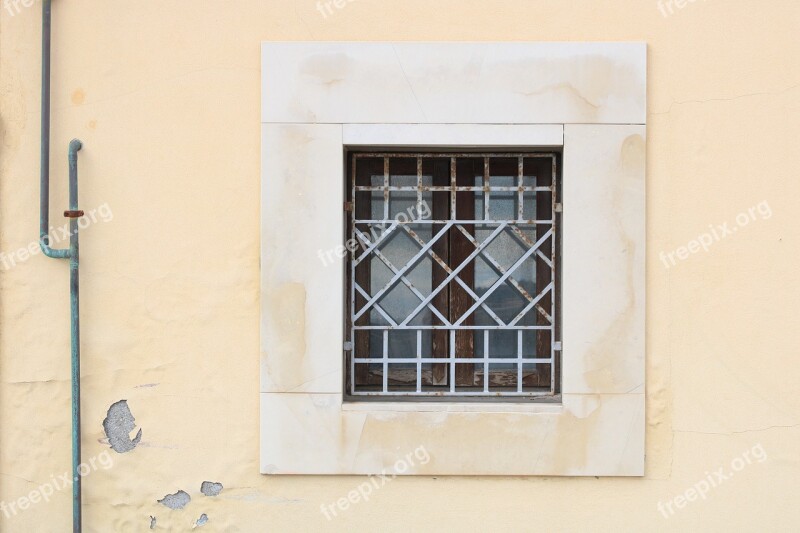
[69,140,82,533]
[40,0,50,245]
[40,0,84,530]
[40,0,68,260]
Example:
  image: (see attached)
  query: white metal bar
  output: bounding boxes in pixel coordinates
[536,249,553,269]
[354,186,550,192]
[354,227,451,326]
[399,223,508,327]
[383,330,388,393]
[401,225,505,326]
[483,157,490,220]
[449,329,455,393]
[354,219,553,224]
[353,221,399,266]
[353,282,397,327]
[353,222,453,321]
[508,282,554,327]
[416,330,422,393]
[351,155,357,396]
[535,303,553,324]
[353,152,559,159]
[357,186,551,193]
[453,228,552,326]
[354,357,552,364]
[353,325,551,330]
[383,157,390,220]
[504,225,553,323]
[517,156,524,221]
[483,331,489,393]
[517,330,523,393]
[416,157,423,219]
[450,157,456,220]
[454,224,534,304]
[551,155,557,395]
[351,390,553,397]
[536,152,540,392]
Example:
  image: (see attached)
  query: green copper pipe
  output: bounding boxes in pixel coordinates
[68,139,82,533]
[39,1,84,531]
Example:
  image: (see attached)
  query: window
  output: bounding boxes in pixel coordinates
[261,42,646,475]
[346,153,560,398]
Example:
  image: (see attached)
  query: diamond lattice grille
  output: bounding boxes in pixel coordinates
[347,153,559,397]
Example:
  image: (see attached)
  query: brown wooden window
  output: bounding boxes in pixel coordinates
[345,153,560,399]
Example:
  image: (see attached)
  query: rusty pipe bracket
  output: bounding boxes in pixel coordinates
[64,210,84,218]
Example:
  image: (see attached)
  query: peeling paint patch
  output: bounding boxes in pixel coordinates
[135,383,159,388]
[157,490,191,510]
[149,516,156,529]
[102,400,143,453]
[200,481,223,496]
[193,513,208,528]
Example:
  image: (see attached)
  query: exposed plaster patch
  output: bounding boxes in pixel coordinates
[157,490,191,510]
[193,514,208,528]
[102,400,143,453]
[200,481,223,496]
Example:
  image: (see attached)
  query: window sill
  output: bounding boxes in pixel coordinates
[341,397,563,413]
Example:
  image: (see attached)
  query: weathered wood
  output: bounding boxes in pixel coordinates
[532,157,553,387]
[453,158,477,386]
[353,156,380,386]
[430,158,451,385]
[379,367,543,389]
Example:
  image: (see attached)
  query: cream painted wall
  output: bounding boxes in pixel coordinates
[0,0,798,531]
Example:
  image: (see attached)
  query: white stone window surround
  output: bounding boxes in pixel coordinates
[261,42,646,476]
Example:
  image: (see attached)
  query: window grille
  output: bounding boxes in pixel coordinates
[346,153,560,398]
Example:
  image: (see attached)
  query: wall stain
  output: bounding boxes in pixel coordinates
[299,52,352,88]
[621,133,646,173]
[583,133,645,392]
[0,58,26,162]
[71,88,86,105]
[549,397,602,473]
[265,282,307,389]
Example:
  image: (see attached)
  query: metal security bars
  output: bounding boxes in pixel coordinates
[346,153,560,398]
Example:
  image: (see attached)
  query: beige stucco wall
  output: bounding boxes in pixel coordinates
[1,0,797,531]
